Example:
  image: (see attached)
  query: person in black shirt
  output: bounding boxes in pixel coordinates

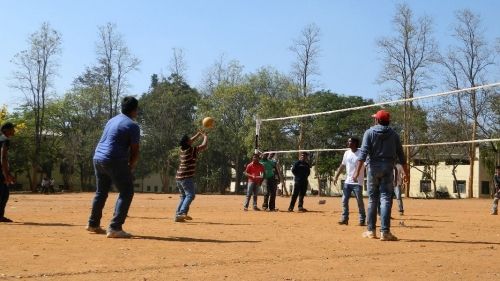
[0,122,16,222]
[288,152,311,212]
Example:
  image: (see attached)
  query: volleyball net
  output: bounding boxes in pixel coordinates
[255,82,500,155]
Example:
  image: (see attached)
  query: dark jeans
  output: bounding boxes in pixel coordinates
[262,177,277,210]
[0,182,10,218]
[88,159,135,231]
[289,181,308,210]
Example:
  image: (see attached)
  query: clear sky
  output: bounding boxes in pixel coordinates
[1,0,499,109]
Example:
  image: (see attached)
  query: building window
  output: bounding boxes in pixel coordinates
[481,181,490,195]
[453,180,466,193]
[147,186,151,192]
[420,180,431,192]
[154,186,158,192]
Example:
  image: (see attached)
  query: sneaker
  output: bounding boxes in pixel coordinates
[491,211,498,215]
[174,215,186,222]
[106,229,132,239]
[0,217,13,222]
[359,221,366,226]
[184,215,193,220]
[338,220,348,225]
[243,207,248,211]
[362,231,377,239]
[253,206,261,211]
[86,225,106,234]
[380,232,398,241]
[288,208,293,212]
[298,208,308,212]
[262,207,268,211]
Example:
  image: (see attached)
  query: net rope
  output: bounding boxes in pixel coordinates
[261,82,500,122]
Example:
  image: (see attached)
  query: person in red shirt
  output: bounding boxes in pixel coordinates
[243,153,265,211]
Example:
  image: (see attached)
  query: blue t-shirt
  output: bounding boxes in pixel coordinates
[93,114,140,161]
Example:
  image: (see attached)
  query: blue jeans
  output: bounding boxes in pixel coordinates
[366,163,394,233]
[0,182,10,218]
[176,178,196,216]
[341,183,366,223]
[243,182,259,208]
[393,185,404,213]
[88,159,135,231]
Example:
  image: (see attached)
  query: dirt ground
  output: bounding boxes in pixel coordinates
[0,193,499,281]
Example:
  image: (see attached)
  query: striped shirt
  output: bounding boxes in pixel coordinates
[176,146,198,180]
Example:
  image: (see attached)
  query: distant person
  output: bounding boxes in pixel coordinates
[87,96,140,238]
[41,176,50,194]
[174,131,208,222]
[490,166,500,215]
[260,152,279,212]
[0,122,16,223]
[333,137,366,226]
[353,110,406,241]
[288,152,311,212]
[393,163,405,216]
[243,153,265,211]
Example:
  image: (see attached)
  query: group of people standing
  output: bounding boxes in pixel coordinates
[2,96,498,243]
[243,150,311,213]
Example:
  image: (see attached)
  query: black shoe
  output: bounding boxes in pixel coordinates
[268,208,279,212]
[359,221,366,226]
[288,208,293,212]
[253,206,261,211]
[0,217,13,222]
[298,208,308,212]
[338,220,348,225]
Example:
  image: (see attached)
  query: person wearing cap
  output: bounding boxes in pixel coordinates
[288,152,311,212]
[353,110,407,241]
[86,96,141,238]
[174,130,208,222]
[0,122,16,222]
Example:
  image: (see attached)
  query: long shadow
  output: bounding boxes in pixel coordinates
[401,238,500,245]
[281,210,325,213]
[133,235,260,243]
[13,222,77,227]
[128,216,166,220]
[395,225,434,229]
[186,221,251,226]
[403,218,453,223]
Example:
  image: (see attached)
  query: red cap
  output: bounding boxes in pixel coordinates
[372,110,390,122]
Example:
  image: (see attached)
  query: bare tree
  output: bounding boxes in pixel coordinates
[96,22,140,119]
[169,48,187,78]
[377,3,439,196]
[441,9,494,197]
[289,23,321,151]
[10,22,62,191]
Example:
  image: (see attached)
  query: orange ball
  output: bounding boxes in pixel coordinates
[202,117,215,128]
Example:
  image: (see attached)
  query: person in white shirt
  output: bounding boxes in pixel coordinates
[393,163,405,215]
[333,137,366,226]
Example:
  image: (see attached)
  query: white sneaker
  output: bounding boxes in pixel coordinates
[362,231,377,239]
[380,232,398,241]
[86,225,106,234]
[106,229,132,238]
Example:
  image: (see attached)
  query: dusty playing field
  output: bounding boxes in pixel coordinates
[0,193,499,281]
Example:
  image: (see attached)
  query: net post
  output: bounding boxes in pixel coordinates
[254,116,262,154]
